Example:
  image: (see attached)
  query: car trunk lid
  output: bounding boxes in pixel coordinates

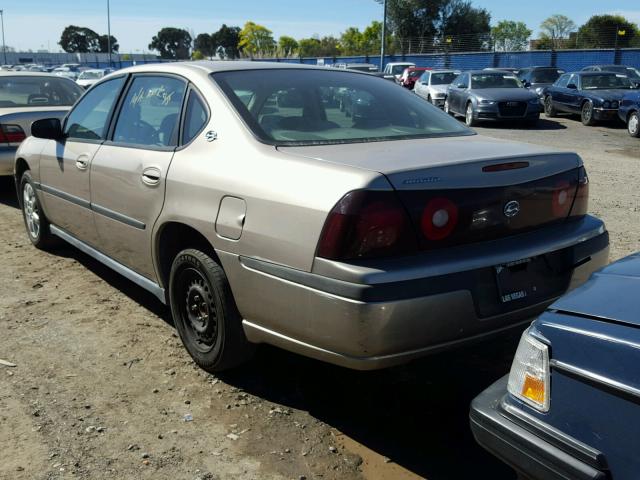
[0,107,69,146]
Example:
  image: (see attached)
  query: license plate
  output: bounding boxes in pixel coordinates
[495,258,536,303]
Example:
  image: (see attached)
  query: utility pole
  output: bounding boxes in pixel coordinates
[107,0,112,67]
[0,10,7,65]
[379,0,387,72]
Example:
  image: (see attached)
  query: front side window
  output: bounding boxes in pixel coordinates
[470,73,522,89]
[0,75,82,108]
[555,74,570,88]
[213,69,470,146]
[113,75,186,147]
[182,91,208,144]
[65,76,125,140]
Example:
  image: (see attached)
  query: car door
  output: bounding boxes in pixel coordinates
[448,73,467,113]
[38,75,127,246]
[550,73,571,112]
[565,74,582,113]
[89,74,187,279]
[415,72,429,99]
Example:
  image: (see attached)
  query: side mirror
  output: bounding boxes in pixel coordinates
[523,81,531,88]
[567,83,578,90]
[31,118,64,141]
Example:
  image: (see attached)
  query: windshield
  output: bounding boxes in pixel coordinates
[530,69,562,84]
[213,69,471,146]
[0,76,83,107]
[79,71,104,80]
[471,73,522,89]
[581,74,633,90]
[392,65,413,75]
[408,70,424,78]
[431,72,458,85]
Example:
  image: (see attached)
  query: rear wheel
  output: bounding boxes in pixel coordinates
[544,96,557,117]
[465,102,477,127]
[627,111,640,137]
[169,248,255,372]
[581,101,596,126]
[20,171,58,250]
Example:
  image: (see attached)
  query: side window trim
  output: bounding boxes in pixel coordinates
[62,74,129,145]
[178,84,211,149]
[105,72,188,151]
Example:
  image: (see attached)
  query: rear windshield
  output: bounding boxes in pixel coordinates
[581,74,633,90]
[431,72,458,85]
[0,76,82,107]
[530,69,562,83]
[79,71,104,80]
[213,69,471,146]
[471,73,522,89]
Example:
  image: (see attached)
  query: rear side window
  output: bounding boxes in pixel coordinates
[65,76,125,140]
[182,91,208,144]
[113,75,186,147]
[0,76,82,107]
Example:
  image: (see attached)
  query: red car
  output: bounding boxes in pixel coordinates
[400,67,431,89]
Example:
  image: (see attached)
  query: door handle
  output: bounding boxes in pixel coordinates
[141,167,162,186]
[75,156,89,170]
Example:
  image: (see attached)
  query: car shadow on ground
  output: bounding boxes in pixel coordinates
[475,118,566,131]
[0,177,19,208]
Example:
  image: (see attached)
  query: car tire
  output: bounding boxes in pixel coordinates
[544,96,557,117]
[20,170,58,250]
[427,94,432,104]
[627,111,640,138]
[169,248,255,373]
[465,102,477,127]
[444,98,454,116]
[581,101,596,126]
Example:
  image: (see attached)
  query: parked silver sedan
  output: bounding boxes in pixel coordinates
[15,62,609,372]
[0,72,83,176]
[414,70,460,107]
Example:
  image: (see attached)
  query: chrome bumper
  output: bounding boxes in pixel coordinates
[219,216,609,370]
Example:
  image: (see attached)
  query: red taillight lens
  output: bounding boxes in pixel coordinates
[317,190,418,260]
[569,167,589,218]
[552,180,573,218]
[0,124,26,143]
[421,197,459,240]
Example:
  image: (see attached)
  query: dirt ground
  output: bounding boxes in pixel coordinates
[0,113,638,480]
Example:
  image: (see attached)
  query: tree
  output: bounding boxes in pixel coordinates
[576,15,638,49]
[191,50,206,60]
[491,20,531,51]
[319,36,341,56]
[238,21,275,57]
[340,27,363,55]
[438,0,491,51]
[194,33,213,57]
[298,37,322,57]
[59,25,100,53]
[540,15,576,49]
[98,34,119,53]
[149,27,192,59]
[211,24,241,59]
[361,21,383,54]
[278,36,298,57]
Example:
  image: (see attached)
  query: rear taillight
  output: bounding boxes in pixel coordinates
[421,197,459,240]
[0,124,26,143]
[569,167,589,218]
[552,181,573,218]
[317,190,418,260]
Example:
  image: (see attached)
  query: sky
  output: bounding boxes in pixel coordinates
[6,0,640,53]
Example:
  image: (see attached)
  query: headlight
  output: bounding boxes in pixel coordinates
[535,87,544,95]
[603,101,611,108]
[479,99,496,105]
[507,329,550,412]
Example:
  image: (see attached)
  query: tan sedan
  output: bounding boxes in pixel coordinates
[15,62,609,371]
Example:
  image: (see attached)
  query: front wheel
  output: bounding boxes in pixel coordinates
[169,248,255,372]
[544,96,557,117]
[20,171,58,250]
[444,98,453,116]
[465,102,478,127]
[581,101,596,126]
[627,111,640,138]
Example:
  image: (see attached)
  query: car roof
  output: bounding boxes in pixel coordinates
[115,61,344,76]
[467,70,518,75]
[551,252,640,327]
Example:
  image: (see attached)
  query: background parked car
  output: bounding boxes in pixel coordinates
[399,66,430,89]
[383,62,416,83]
[582,64,640,82]
[517,66,565,103]
[543,71,638,126]
[469,251,640,480]
[334,63,378,73]
[76,68,115,89]
[0,72,83,176]
[484,67,520,75]
[414,69,460,107]
[619,90,640,137]
[445,70,542,126]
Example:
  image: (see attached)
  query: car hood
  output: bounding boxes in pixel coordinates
[277,135,581,189]
[550,252,640,326]
[582,89,632,101]
[473,88,538,101]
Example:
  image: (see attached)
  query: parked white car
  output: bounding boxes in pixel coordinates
[76,69,114,89]
[53,67,79,80]
[414,70,460,108]
[383,62,416,83]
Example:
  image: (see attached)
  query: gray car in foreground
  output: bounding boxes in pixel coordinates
[15,62,609,372]
[0,72,83,176]
[445,70,542,126]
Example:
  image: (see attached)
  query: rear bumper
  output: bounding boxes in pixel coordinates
[220,216,609,370]
[0,146,17,176]
[470,376,607,480]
